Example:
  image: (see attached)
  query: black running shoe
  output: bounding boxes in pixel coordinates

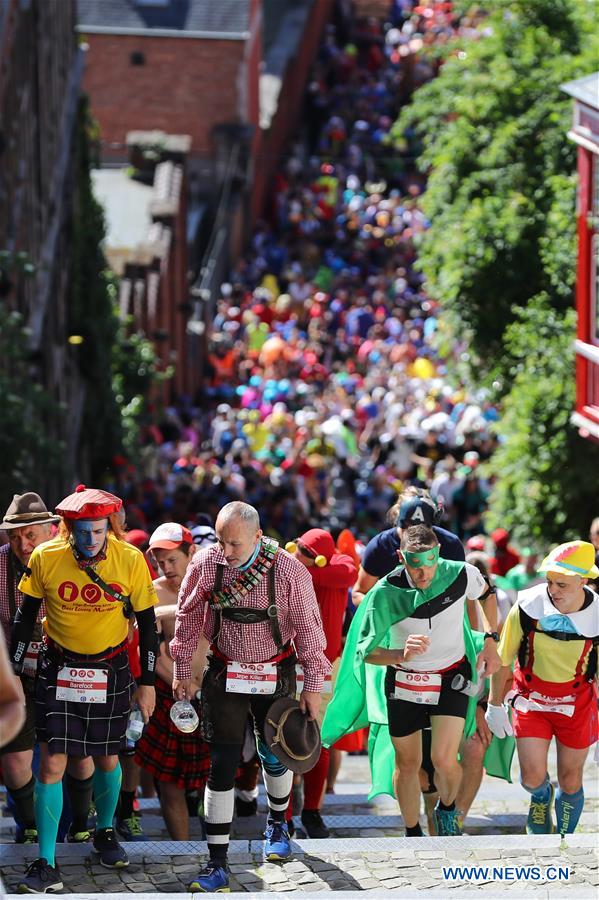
[17,858,63,894]
[93,827,129,867]
[301,809,330,839]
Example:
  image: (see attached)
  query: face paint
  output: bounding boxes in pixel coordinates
[72,519,109,558]
[403,546,440,568]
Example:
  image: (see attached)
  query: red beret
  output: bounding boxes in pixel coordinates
[55,484,122,520]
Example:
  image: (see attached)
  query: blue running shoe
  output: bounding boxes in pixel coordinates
[526,783,555,834]
[433,802,463,836]
[264,819,291,860]
[188,862,230,893]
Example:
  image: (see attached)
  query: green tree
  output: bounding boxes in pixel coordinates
[393,0,599,542]
[0,309,65,496]
[69,98,169,479]
[394,0,597,377]
[485,297,599,543]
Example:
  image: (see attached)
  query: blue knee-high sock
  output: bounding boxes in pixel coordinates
[34,781,63,867]
[555,786,584,835]
[522,773,552,802]
[93,764,122,830]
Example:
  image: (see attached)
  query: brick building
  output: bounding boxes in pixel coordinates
[0,0,85,495]
[93,131,194,400]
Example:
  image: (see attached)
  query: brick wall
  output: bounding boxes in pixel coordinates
[81,33,247,157]
[353,0,391,17]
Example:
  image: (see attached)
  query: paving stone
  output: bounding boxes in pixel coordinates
[171,863,198,873]
[127,884,156,892]
[472,849,503,860]
[416,850,445,859]
[356,878,381,889]
[294,872,321,884]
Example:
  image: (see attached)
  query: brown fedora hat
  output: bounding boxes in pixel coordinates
[264,697,321,775]
[2,493,60,530]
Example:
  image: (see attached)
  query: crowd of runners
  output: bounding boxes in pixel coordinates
[0,0,598,896]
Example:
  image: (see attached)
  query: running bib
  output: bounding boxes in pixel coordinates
[22,641,42,678]
[226,661,277,694]
[394,670,442,705]
[56,666,108,703]
[295,665,332,695]
[526,691,576,718]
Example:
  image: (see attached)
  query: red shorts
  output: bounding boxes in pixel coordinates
[513,681,598,749]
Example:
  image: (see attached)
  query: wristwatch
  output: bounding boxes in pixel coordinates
[484,631,500,643]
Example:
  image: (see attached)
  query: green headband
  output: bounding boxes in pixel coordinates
[403,545,440,568]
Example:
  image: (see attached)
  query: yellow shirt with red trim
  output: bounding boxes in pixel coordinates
[19,534,157,654]
[498,601,595,684]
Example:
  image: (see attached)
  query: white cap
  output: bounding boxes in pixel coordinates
[149,522,193,550]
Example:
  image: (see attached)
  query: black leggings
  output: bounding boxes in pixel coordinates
[208,741,242,791]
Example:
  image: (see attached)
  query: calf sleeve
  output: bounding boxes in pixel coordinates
[521,773,552,802]
[93,764,122,830]
[555,786,584,835]
[34,781,63,867]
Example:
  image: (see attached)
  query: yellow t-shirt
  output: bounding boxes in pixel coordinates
[19,534,157,654]
[498,602,594,684]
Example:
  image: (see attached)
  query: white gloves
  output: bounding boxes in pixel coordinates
[484,702,513,738]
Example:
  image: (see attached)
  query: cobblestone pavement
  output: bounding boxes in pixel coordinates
[1,749,597,896]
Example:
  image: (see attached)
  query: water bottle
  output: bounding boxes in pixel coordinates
[170,700,199,733]
[451,673,480,697]
[504,690,530,712]
[125,704,145,743]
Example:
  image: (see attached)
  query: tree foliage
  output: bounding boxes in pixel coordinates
[394,0,599,542]
[485,296,599,544]
[394,0,597,376]
[69,98,168,479]
[0,309,65,497]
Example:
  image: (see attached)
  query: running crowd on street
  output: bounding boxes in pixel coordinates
[0,0,598,896]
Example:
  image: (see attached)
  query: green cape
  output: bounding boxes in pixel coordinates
[322,558,515,798]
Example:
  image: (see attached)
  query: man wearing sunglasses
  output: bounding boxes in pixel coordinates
[323,525,501,837]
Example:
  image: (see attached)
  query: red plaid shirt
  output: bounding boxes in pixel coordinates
[170,544,331,691]
[0,544,44,645]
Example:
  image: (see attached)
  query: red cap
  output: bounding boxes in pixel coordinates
[297,528,335,563]
[55,485,122,520]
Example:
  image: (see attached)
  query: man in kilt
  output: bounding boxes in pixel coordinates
[1,492,96,849]
[10,485,158,893]
[171,501,330,893]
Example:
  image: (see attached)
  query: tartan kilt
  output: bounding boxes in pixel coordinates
[135,676,210,790]
[35,645,133,757]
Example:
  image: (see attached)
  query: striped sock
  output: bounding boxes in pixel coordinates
[204,787,234,864]
[257,738,292,823]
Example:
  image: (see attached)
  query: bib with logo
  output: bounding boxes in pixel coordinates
[226,661,277,694]
[56,666,108,703]
[394,669,442,704]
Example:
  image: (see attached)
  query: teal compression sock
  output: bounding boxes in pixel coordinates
[93,764,122,830]
[34,781,63,867]
[555,786,584,835]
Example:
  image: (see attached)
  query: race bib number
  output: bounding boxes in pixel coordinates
[56,666,108,704]
[394,670,442,705]
[527,691,575,718]
[295,665,332,695]
[226,661,277,694]
[22,641,42,678]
